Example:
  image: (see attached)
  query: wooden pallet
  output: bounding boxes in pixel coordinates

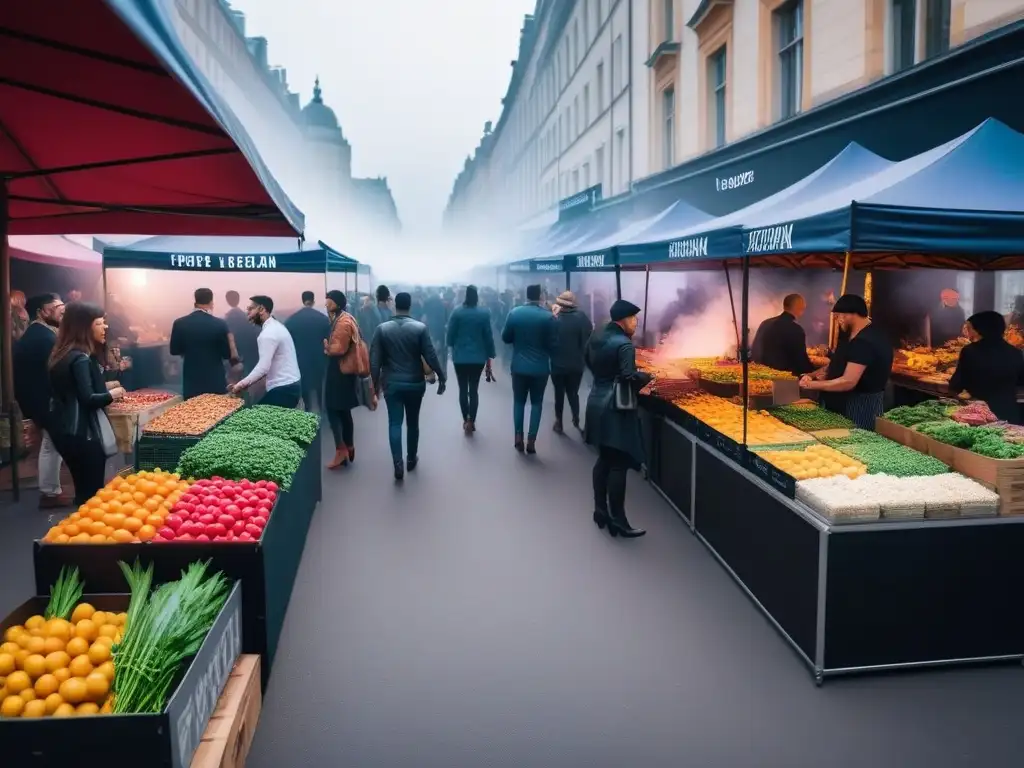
[192,655,262,768]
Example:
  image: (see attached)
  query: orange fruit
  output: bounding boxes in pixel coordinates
[71,533,90,543]
[24,616,45,631]
[68,655,93,678]
[0,654,14,676]
[92,636,113,649]
[89,534,107,544]
[56,534,70,543]
[43,692,64,714]
[0,642,18,655]
[34,673,59,697]
[14,649,30,668]
[122,517,143,533]
[64,524,81,537]
[97,624,118,641]
[145,514,165,528]
[53,668,71,684]
[96,661,115,682]
[42,636,65,655]
[112,529,135,543]
[65,636,89,657]
[5,670,30,694]
[74,620,98,643]
[19,688,37,702]
[46,618,72,641]
[22,654,46,678]
[1,695,25,717]
[84,672,109,701]
[44,526,62,541]
[87,643,111,665]
[22,698,47,718]
[71,604,95,624]
[107,499,123,513]
[53,701,76,717]
[59,677,88,704]
[25,636,45,654]
[103,513,126,529]
[76,701,100,715]
[86,520,105,536]
[44,650,71,673]
[132,491,146,504]
[137,524,156,541]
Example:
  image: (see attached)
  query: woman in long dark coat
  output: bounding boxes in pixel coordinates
[584,299,652,538]
[324,290,366,469]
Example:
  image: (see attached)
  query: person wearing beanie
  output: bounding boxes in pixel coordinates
[550,290,593,435]
[799,293,893,429]
[446,284,496,434]
[584,298,651,538]
[370,291,447,480]
[285,290,332,413]
[501,283,557,454]
[322,290,370,469]
[948,310,1024,424]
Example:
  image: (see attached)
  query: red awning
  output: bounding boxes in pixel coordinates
[0,0,304,236]
[8,236,101,271]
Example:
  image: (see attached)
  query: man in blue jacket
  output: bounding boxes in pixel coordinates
[501,284,556,454]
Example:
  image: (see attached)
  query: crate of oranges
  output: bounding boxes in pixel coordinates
[42,470,191,545]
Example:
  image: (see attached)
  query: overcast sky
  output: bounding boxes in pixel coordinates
[233,0,536,240]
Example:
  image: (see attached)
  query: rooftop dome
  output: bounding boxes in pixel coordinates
[302,77,341,132]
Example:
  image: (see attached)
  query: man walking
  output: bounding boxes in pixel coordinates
[230,296,302,408]
[502,284,557,454]
[170,288,234,399]
[422,288,450,373]
[14,293,69,508]
[370,292,446,481]
[550,291,592,434]
[285,291,331,412]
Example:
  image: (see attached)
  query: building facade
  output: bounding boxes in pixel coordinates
[444,0,652,233]
[445,0,1024,234]
[170,0,401,233]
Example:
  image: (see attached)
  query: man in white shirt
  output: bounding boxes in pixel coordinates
[229,295,302,408]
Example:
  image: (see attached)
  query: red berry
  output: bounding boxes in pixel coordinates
[158,526,176,540]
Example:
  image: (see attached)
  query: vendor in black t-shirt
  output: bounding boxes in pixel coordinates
[798,294,893,430]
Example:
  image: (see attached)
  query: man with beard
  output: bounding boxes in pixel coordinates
[230,295,302,408]
[170,288,234,399]
[14,293,70,508]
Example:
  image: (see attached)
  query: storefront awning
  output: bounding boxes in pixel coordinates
[742,119,1024,259]
[100,235,356,273]
[9,236,102,270]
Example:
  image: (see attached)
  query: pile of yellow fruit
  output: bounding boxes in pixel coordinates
[43,470,190,544]
[0,603,121,718]
[756,444,867,480]
[674,394,814,446]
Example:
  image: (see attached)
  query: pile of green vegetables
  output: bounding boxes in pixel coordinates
[214,405,320,447]
[916,421,1024,459]
[113,560,229,714]
[884,400,956,427]
[819,429,950,476]
[177,431,305,488]
[770,404,854,431]
[46,566,84,620]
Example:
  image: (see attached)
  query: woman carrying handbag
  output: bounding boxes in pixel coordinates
[583,299,652,538]
[324,290,375,470]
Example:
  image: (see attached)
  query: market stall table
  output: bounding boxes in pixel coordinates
[106,390,182,456]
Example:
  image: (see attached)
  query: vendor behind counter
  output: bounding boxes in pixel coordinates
[948,311,1024,424]
[799,294,893,430]
[750,293,816,376]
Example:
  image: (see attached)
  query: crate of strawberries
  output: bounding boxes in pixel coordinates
[154,477,278,543]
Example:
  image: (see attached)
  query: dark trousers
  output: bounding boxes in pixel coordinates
[432,335,449,373]
[454,363,485,421]
[260,381,301,408]
[593,446,632,520]
[511,373,548,438]
[59,438,108,506]
[551,369,583,423]
[384,384,425,463]
[301,372,324,413]
[327,409,354,449]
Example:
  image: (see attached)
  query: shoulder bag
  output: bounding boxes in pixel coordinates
[612,341,638,412]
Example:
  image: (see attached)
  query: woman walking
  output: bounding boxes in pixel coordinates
[585,300,652,538]
[324,290,371,469]
[446,285,496,434]
[48,302,124,505]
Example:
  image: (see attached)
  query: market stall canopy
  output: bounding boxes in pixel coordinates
[616,200,719,265]
[9,236,102,270]
[98,236,355,273]
[0,0,303,236]
[619,142,891,265]
[741,119,1024,263]
[555,205,682,272]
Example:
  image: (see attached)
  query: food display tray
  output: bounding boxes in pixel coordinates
[0,584,241,768]
[743,451,797,498]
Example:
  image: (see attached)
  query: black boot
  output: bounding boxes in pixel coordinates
[553,420,564,435]
[608,513,646,538]
[394,460,404,481]
[526,437,537,454]
[406,455,418,472]
[514,433,525,453]
[593,509,610,530]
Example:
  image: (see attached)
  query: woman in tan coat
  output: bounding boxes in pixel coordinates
[324,290,368,468]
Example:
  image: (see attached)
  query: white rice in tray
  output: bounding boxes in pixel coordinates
[796,476,881,522]
[926,473,1000,517]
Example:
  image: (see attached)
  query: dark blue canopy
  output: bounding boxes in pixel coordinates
[620,142,892,264]
[505,256,566,274]
[616,200,718,265]
[100,235,357,273]
[742,119,1024,258]
[557,207,678,272]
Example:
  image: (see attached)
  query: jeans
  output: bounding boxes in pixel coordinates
[327,409,354,449]
[511,373,548,438]
[551,369,583,424]
[38,430,64,496]
[260,381,301,408]
[454,363,485,421]
[59,437,108,506]
[593,446,631,520]
[384,383,425,463]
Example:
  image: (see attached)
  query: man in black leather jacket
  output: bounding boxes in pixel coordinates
[370,292,447,480]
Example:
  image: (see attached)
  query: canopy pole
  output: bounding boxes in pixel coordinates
[830,251,852,350]
[614,263,622,300]
[741,256,750,446]
[0,181,12,412]
[641,265,650,341]
[723,262,741,358]
[864,270,873,315]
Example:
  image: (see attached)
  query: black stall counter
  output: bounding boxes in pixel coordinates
[34,429,323,691]
[641,403,1024,683]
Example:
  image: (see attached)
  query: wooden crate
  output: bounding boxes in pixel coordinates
[191,655,262,768]
[948,446,1024,516]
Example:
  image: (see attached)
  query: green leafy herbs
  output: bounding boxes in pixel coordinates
[916,421,1024,459]
[770,404,854,431]
[44,566,84,620]
[884,400,956,427]
[177,431,305,488]
[819,429,950,477]
[112,559,230,714]
[214,405,320,447]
